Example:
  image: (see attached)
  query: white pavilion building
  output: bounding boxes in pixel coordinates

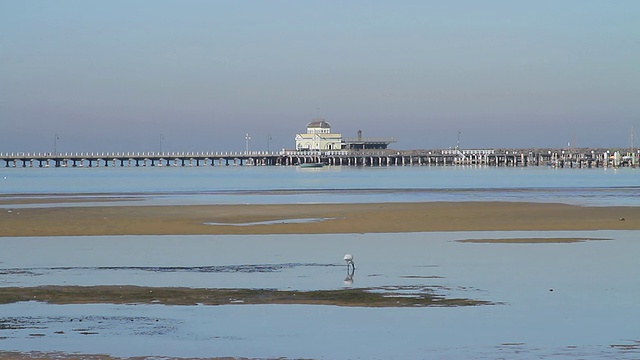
[295,119,343,151]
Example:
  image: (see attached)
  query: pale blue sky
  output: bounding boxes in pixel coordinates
[1,1,638,152]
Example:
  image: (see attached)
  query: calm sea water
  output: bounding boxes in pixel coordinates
[1,166,639,359]
[1,165,640,206]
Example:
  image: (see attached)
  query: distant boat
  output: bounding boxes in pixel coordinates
[299,162,325,168]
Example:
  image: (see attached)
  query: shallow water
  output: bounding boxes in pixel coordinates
[3,301,639,360]
[2,166,640,206]
[1,231,639,359]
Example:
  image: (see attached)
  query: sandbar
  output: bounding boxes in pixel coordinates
[1,201,639,237]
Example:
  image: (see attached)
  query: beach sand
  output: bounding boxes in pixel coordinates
[1,201,639,237]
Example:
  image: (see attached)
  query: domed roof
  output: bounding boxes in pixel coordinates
[307,118,331,129]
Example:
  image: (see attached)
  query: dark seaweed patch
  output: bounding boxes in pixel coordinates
[0,263,336,276]
[0,285,494,307]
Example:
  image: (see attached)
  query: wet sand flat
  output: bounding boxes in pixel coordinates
[1,201,639,237]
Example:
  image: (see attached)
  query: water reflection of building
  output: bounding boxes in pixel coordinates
[294,118,396,151]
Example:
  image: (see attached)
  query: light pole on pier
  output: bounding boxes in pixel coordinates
[160,134,164,154]
[267,134,272,152]
[245,133,251,153]
[54,134,59,156]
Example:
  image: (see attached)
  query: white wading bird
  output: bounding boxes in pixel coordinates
[344,253,355,270]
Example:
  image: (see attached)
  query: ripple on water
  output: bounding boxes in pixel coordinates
[204,217,337,226]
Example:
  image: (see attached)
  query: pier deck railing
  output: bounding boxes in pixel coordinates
[1,149,638,168]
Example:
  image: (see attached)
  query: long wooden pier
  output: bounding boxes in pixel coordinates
[0,148,638,168]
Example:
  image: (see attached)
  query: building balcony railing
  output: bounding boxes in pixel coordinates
[343,137,397,143]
